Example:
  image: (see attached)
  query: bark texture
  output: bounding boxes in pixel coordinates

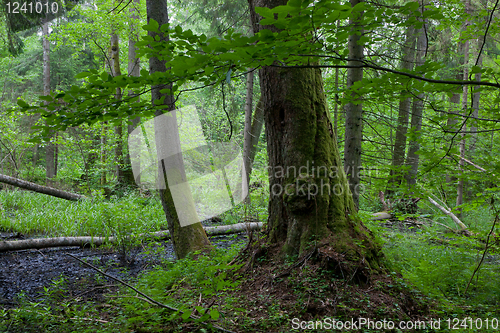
[343,0,364,208]
[147,0,210,259]
[249,0,382,271]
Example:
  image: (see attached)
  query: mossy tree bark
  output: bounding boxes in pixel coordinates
[146,0,210,259]
[249,0,382,272]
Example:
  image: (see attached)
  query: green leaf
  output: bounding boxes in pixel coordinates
[17,99,29,108]
[100,72,110,81]
[204,66,214,75]
[75,72,90,79]
[143,19,159,32]
[210,310,220,320]
[39,95,53,102]
[288,0,302,7]
[255,6,274,18]
[226,68,232,84]
[470,66,483,74]
[181,310,192,320]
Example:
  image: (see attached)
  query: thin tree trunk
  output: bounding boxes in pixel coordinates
[343,0,364,208]
[387,25,416,194]
[445,80,461,184]
[456,0,471,215]
[147,0,210,259]
[43,20,57,181]
[470,38,482,156]
[124,0,141,185]
[247,96,264,175]
[333,66,340,140]
[100,125,107,185]
[243,70,254,204]
[405,23,427,187]
[110,22,126,186]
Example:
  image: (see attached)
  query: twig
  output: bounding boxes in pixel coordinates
[66,253,236,333]
[464,213,498,295]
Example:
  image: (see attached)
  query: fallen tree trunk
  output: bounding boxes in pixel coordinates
[371,212,392,221]
[428,197,470,234]
[0,222,263,252]
[0,173,85,201]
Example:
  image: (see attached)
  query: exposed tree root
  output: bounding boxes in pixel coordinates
[226,235,433,331]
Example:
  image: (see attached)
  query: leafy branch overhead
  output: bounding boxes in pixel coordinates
[17,0,500,140]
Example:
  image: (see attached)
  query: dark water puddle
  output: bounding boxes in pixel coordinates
[0,233,247,305]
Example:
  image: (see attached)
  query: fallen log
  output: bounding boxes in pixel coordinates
[0,222,263,252]
[371,212,392,220]
[0,173,85,201]
[428,197,470,235]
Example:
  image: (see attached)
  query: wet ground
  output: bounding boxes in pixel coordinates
[0,231,247,306]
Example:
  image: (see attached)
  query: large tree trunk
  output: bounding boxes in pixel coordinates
[249,0,382,272]
[147,0,210,259]
[405,23,427,187]
[387,25,416,194]
[43,20,57,181]
[343,0,364,208]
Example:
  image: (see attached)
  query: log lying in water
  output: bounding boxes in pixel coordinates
[0,173,85,201]
[0,222,263,252]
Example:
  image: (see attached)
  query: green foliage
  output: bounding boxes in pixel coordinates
[114,246,244,331]
[379,220,500,316]
[0,190,165,238]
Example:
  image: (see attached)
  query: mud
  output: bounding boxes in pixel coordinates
[0,230,247,306]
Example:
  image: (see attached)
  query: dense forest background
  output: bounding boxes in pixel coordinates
[1,0,500,332]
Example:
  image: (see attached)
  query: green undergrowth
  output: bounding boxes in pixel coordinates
[364,208,500,324]
[0,244,247,333]
[112,244,246,332]
[0,190,166,239]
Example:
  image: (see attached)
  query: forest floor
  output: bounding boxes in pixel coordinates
[0,231,246,306]
[1,191,499,332]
